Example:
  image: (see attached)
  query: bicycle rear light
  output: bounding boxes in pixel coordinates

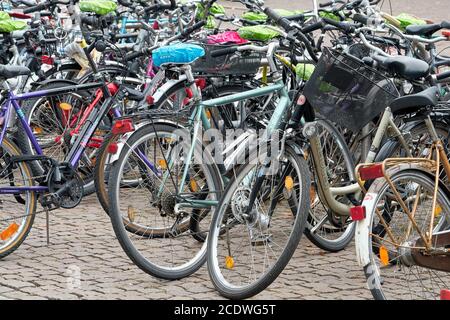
[112,119,134,135]
[359,164,384,180]
[350,206,366,221]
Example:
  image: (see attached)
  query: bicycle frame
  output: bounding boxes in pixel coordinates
[307,105,411,216]
[0,81,114,194]
[154,77,290,212]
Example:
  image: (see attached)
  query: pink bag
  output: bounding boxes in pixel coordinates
[207,31,248,44]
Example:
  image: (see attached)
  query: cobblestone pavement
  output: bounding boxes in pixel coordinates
[0,196,372,300]
[0,0,448,301]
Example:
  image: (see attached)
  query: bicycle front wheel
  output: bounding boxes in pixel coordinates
[207,145,310,299]
[107,124,222,279]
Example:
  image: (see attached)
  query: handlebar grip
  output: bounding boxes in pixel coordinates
[264,7,293,31]
[179,20,206,37]
[436,70,450,81]
[125,49,146,61]
[441,21,450,29]
[285,13,305,21]
[80,14,98,27]
[169,0,177,9]
[319,1,334,8]
[23,3,47,14]
[322,17,355,33]
[210,47,238,58]
[353,13,368,25]
[301,21,324,34]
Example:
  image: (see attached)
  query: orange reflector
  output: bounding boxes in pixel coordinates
[309,186,316,204]
[158,159,167,169]
[359,164,384,180]
[225,256,234,269]
[190,179,198,192]
[127,206,136,223]
[285,176,294,191]
[205,109,212,119]
[58,103,72,111]
[435,205,442,217]
[379,246,389,266]
[0,222,19,241]
[33,126,43,134]
[442,30,450,37]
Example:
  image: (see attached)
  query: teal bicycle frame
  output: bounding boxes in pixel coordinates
[156,76,291,211]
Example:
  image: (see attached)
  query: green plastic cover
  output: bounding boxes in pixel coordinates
[196,2,226,29]
[0,11,10,21]
[395,13,426,29]
[295,63,315,81]
[0,19,27,32]
[238,25,280,42]
[242,9,304,22]
[79,0,117,15]
[319,11,341,22]
[242,11,267,22]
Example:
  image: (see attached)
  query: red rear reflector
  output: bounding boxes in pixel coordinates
[441,289,450,300]
[359,164,383,180]
[146,95,155,105]
[152,21,159,30]
[350,206,366,221]
[112,119,134,135]
[8,12,31,19]
[108,143,119,154]
[195,78,206,90]
[442,30,450,37]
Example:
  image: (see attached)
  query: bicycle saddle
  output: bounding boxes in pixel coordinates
[0,65,31,79]
[406,21,450,37]
[374,55,429,80]
[390,86,438,115]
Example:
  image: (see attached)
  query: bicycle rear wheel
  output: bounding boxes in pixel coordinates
[207,144,310,299]
[358,169,450,300]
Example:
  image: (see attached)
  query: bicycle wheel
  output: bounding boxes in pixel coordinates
[305,119,356,252]
[107,124,222,279]
[207,144,310,299]
[0,137,37,259]
[358,169,450,300]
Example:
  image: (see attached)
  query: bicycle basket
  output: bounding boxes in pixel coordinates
[303,48,399,132]
[191,43,263,76]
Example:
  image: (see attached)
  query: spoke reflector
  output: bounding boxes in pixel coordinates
[225,256,234,269]
[158,159,167,169]
[190,179,198,192]
[434,205,442,217]
[379,246,389,266]
[0,222,19,241]
[285,176,294,191]
[127,206,136,223]
[59,103,72,111]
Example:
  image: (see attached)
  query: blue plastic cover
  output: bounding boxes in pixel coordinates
[152,43,205,67]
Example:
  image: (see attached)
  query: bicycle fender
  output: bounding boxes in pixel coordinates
[355,162,441,268]
[151,75,188,104]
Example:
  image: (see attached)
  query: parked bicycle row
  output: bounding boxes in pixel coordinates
[0,0,448,300]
